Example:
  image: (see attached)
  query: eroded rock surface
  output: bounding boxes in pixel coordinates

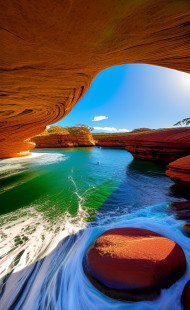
[166,155,190,187]
[84,227,186,301]
[96,136,130,148]
[124,128,190,162]
[31,126,95,147]
[1,1,190,157]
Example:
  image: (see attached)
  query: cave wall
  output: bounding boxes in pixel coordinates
[1,0,190,158]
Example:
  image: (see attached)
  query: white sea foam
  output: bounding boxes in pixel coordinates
[0,204,87,280]
[0,171,90,280]
[0,204,189,310]
[0,152,67,174]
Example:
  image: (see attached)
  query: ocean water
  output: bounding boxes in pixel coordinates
[0,147,189,310]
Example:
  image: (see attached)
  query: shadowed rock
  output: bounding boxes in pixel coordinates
[170,201,190,237]
[181,280,190,310]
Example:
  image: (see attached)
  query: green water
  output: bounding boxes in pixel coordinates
[0,147,132,221]
[0,147,188,297]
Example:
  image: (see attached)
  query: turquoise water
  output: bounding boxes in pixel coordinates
[0,147,189,310]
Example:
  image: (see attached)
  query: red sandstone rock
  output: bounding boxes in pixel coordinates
[96,136,130,148]
[182,223,190,237]
[166,155,190,187]
[84,227,186,301]
[31,126,95,148]
[181,281,190,310]
[96,128,190,161]
[169,201,190,237]
[1,1,190,158]
[123,128,190,162]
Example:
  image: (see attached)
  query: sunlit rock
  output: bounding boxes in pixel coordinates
[84,227,186,301]
[96,128,190,161]
[124,128,190,162]
[31,126,95,148]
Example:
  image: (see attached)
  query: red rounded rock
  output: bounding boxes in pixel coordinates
[84,228,186,301]
[166,155,190,188]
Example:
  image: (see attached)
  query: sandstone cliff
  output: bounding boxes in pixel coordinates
[96,128,190,162]
[124,128,190,162]
[1,1,190,158]
[96,136,131,148]
[166,155,190,187]
[31,126,95,148]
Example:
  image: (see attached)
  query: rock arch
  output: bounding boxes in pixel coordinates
[1,0,190,158]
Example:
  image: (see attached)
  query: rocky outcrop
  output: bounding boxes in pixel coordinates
[84,227,186,301]
[170,201,190,237]
[166,155,190,187]
[96,128,190,161]
[31,126,95,148]
[124,128,190,162]
[96,136,130,148]
[181,281,190,310]
[1,1,190,158]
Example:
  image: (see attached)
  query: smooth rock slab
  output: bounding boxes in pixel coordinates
[84,228,186,301]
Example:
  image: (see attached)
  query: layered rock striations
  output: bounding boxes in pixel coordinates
[84,227,186,301]
[96,136,131,148]
[166,155,190,187]
[1,1,190,158]
[124,128,190,162]
[31,126,95,148]
[96,128,190,162]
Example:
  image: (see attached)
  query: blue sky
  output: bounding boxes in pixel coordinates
[56,64,190,132]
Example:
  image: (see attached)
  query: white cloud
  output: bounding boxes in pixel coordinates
[92,116,108,121]
[118,128,129,132]
[93,126,129,133]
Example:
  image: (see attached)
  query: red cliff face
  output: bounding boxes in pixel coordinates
[31,127,95,148]
[96,136,130,148]
[96,128,190,162]
[1,1,190,158]
[124,128,190,162]
[166,155,190,187]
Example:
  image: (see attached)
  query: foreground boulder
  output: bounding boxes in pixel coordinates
[181,281,190,310]
[84,227,186,301]
[31,126,95,148]
[124,128,190,162]
[166,155,190,187]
